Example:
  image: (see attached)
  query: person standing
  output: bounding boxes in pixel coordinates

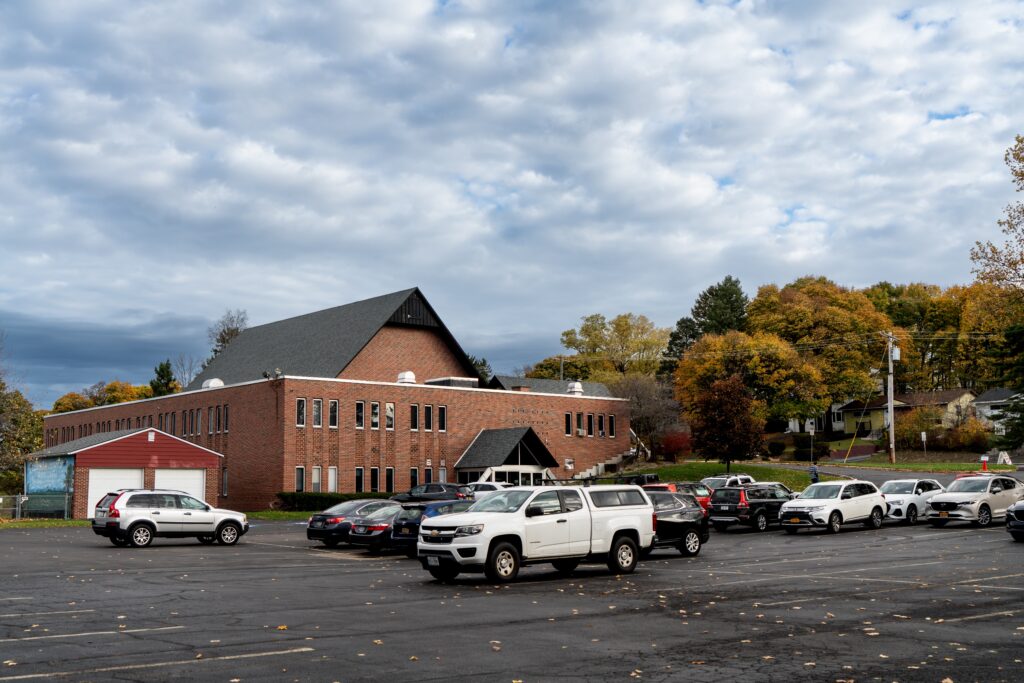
[809,462,820,484]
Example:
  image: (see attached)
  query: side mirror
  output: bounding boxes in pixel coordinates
[841,492,853,500]
[992,486,1003,494]
[525,506,544,518]
[789,492,800,500]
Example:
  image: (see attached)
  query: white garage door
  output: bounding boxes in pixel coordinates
[87,468,144,515]
[155,469,206,502]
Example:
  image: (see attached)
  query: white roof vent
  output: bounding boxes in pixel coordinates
[567,381,584,396]
[201,378,225,389]
[397,371,417,385]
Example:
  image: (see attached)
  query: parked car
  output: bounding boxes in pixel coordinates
[1006,500,1024,541]
[306,499,400,547]
[709,484,791,532]
[92,489,248,548]
[463,482,515,500]
[925,475,1023,527]
[617,473,661,486]
[645,492,709,556]
[391,483,467,503]
[347,505,407,552]
[643,482,712,511]
[780,480,886,534]
[391,500,476,556]
[417,485,655,583]
[757,482,800,500]
[701,473,756,491]
[879,479,944,525]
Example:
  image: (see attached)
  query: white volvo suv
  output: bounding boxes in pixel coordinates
[780,480,886,534]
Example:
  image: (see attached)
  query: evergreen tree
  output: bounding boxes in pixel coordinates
[660,276,748,376]
[149,360,179,397]
[993,324,1024,451]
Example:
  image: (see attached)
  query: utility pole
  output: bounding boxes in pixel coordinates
[884,331,898,465]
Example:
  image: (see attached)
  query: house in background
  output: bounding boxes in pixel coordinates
[837,388,976,437]
[787,402,846,435]
[973,388,1019,435]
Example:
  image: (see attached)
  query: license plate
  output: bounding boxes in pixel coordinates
[312,521,323,528]
[789,517,801,524]
[720,505,730,511]
[399,528,409,534]
[939,512,948,518]
[427,556,439,566]
[355,526,366,533]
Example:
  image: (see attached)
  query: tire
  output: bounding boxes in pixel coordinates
[929,519,948,527]
[128,524,154,548]
[321,538,339,549]
[485,542,520,583]
[551,558,581,574]
[607,535,639,574]
[753,512,768,532]
[827,512,842,534]
[905,505,918,526]
[428,565,460,582]
[975,505,992,528]
[109,536,129,547]
[197,536,215,545]
[405,547,417,559]
[864,507,883,530]
[712,522,729,532]
[217,522,241,545]
[784,527,798,535]
[679,529,702,556]
[1011,532,1024,543]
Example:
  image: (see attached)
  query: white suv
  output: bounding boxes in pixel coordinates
[92,489,249,547]
[925,475,1024,527]
[780,480,886,534]
[879,479,944,525]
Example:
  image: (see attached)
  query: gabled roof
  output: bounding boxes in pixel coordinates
[894,389,975,407]
[189,288,478,389]
[974,388,1018,404]
[488,375,611,398]
[837,397,894,413]
[28,428,225,459]
[454,427,559,470]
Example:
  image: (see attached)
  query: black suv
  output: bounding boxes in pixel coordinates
[708,484,790,532]
[390,483,466,503]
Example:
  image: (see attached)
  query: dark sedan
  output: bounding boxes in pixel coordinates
[347,505,406,552]
[391,499,475,557]
[306,499,400,548]
[645,492,709,557]
[390,483,467,503]
[1008,500,1024,542]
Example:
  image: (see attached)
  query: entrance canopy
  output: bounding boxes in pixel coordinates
[454,427,558,471]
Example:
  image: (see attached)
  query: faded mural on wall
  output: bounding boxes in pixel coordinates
[25,456,75,494]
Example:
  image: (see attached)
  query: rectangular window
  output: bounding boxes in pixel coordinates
[181,411,187,436]
[170,412,176,435]
[223,405,229,432]
[409,467,419,488]
[295,399,306,427]
[312,399,322,428]
[355,401,364,429]
[370,467,379,492]
[355,467,364,493]
[295,466,305,493]
[576,412,583,436]
[196,410,202,435]
[329,400,338,428]
[385,402,395,430]
[189,409,195,436]
[385,467,394,493]
[311,466,321,493]
[424,468,433,484]
[371,402,380,430]
[587,414,594,437]
[410,404,419,431]
[565,413,572,436]
[438,405,447,432]
[608,414,616,437]
[439,467,447,483]
[158,414,164,430]
[424,405,433,431]
[221,467,228,496]
[598,414,605,437]
[208,407,214,434]
[328,466,338,493]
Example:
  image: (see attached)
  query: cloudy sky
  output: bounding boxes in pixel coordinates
[2,0,1023,408]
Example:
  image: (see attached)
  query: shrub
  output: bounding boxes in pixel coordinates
[657,431,691,461]
[276,491,393,511]
[767,441,786,457]
[944,418,990,452]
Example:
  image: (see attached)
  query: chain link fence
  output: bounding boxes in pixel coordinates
[0,493,72,519]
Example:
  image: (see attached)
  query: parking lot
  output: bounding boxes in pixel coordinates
[1,520,1022,682]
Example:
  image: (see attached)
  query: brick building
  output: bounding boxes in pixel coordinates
[42,289,631,514]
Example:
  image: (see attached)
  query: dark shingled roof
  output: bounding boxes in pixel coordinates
[454,427,559,470]
[488,375,611,398]
[974,388,1018,404]
[189,288,478,390]
[30,428,146,458]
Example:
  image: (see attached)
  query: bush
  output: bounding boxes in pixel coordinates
[276,491,393,511]
[657,431,691,461]
[767,441,786,457]
[943,418,990,452]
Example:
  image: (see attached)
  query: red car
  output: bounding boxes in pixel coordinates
[644,482,711,513]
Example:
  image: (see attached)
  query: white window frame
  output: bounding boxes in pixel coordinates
[221,467,228,496]
[370,466,380,492]
[385,466,395,492]
[410,404,419,431]
[355,466,364,493]
[295,466,305,492]
[608,414,616,438]
[371,402,380,430]
[329,400,338,429]
[424,405,433,432]
[565,412,572,436]
[296,398,306,428]
[328,466,338,493]
[311,466,322,493]
[355,401,364,429]
[438,405,447,432]
[385,402,395,431]
[312,399,322,428]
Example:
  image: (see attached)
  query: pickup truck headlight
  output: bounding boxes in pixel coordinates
[455,524,484,537]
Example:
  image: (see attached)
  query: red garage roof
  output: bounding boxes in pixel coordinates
[30,428,222,469]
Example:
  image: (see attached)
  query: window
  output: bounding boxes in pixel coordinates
[170,413,176,435]
[216,406,222,432]
[355,401,364,429]
[564,413,572,436]
[576,412,583,435]
[590,489,646,507]
[222,467,228,497]
[295,466,305,493]
[329,400,338,428]
[438,405,447,432]
[189,410,195,436]
[608,414,616,437]
[355,467,364,493]
[312,466,321,493]
[371,402,380,429]
[312,399,322,428]
[328,466,338,493]
[296,399,306,427]
[410,404,419,431]
[370,467,379,492]
[439,467,447,483]
[181,411,187,436]
[208,407,214,434]
[158,414,164,430]
[530,491,563,515]
[196,410,202,435]
[424,468,433,484]
[424,405,433,431]
[409,467,419,488]
[385,467,394,492]
[587,414,594,437]
[223,405,229,432]
[385,403,395,430]
[565,458,575,471]
[598,414,605,437]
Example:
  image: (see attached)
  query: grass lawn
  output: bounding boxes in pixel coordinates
[247,510,318,521]
[0,519,91,529]
[616,461,839,491]
[826,454,1015,473]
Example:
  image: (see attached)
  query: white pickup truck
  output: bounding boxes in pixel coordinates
[417,485,656,583]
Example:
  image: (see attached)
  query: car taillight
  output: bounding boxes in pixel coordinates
[652,512,657,533]
[368,523,390,531]
[737,490,749,509]
[108,493,124,518]
[325,516,344,525]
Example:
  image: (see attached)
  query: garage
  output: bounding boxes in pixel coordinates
[154,469,206,500]
[87,468,144,513]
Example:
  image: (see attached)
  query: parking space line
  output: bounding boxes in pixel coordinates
[755,597,822,607]
[942,609,1021,623]
[0,609,95,618]
[0,646,316,681]
[952,572,1024,585]
[0,626,184,643]
[0,598,31,602]
[967,585,1024,591]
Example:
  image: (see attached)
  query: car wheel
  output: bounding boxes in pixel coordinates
[428,565,460,582]
[109,536,129,547]
[405,547,417,559]
[197,536,216,545]
[929,519,948,527]
[974,504,993,527]
[128,524,154,548]
[321,538,339,548]
[1011,532,1024,543]
[784,527,798,535]
[552,558,581,574]
[864,507,883,530]
[607,535,639,574]
[712,522,729,532]
[679,530,702,556]
[485,542,520,583]
[827,512,842,534]
[217,522,241,545]
[905,505,918,525]
[754,512,768,532]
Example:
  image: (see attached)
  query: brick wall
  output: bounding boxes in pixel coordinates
[340,325,471,382]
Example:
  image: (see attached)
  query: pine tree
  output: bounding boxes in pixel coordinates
[993,324,1024,451]
[149,360,179,397]
[660,276,748,376]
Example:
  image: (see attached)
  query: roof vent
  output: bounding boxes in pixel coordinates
[397,371,417,384]
[202,378,225,389]
[567,381,584,396]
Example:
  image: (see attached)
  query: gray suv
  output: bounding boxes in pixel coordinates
[92,489,249,547]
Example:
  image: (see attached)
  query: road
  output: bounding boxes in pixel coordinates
[2,520,1023,681]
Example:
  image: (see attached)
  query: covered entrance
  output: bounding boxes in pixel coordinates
[454,427,558,485]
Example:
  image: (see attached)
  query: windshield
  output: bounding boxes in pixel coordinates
[470,490,533,513]
[322,500,363,515]
[711,489,740,503]
[799,484,842,500]
[947,479,989,493]
[703,478,728,490]
[365,505,400,520]
[880,482,914,495]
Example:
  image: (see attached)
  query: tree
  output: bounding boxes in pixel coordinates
[607,375,680,459]
[661,276,748,376]
[971,135,1024,291]
[0,383,43,479]
[992,324,1024,451]
[660,317,701,377]
[51,392,93,414]
[560,313,669,379]
[688,375,763,472]
[525,355,593,381]
[208,309,249,359]
[466,355,493,383]
[149,360,180,397]
[86,380,152,405]
[171,354,203,388]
